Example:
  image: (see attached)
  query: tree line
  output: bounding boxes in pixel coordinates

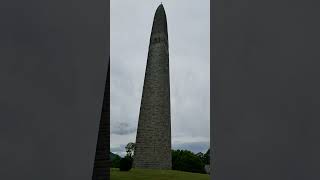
[111,142,210,174]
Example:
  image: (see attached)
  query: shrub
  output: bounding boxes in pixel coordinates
[119,157,132,171]
[111,155,121,168]
[110,152,122,168]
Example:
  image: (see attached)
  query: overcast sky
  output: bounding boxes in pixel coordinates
[111,0,210,157]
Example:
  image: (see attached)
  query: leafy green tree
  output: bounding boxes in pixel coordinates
[172,149,206,174]
[111,155,121,168]
[203,149,210,165]
[125,142,135,159]
[119,142,136,170]
[110,152,121,168]
[196,152,204,162]
[119,156,132,171]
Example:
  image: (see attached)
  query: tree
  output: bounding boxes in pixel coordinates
[203,148,210,165]
[195,149,210,165]
[110,152,122,168]
[111,155,121,168]
[196,152,204,161]
[172,149,206,174]
[125,142,135,158]
[119,156,132,171]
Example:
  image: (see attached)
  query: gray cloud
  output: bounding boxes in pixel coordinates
[111,144,126,153]
[111,0,210,153]
[111,122,136,135]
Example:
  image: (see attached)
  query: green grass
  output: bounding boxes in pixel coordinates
[111,168,210,180]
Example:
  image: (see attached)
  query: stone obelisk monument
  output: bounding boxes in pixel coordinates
[133,4,171,169]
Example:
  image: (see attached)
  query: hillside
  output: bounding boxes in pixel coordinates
[110,152,121,161]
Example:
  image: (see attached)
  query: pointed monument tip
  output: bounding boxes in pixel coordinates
[157,3,164,9]
[156,3,165,14]
[153,2,168,37]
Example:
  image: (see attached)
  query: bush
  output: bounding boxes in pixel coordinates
[172,150,206,174]
[110,152,122,168]
[119,157,132,171]
[111,155,121,168]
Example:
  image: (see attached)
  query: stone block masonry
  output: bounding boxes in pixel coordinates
[133,4,172,170]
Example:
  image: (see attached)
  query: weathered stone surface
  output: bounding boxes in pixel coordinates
[133,4,172,170]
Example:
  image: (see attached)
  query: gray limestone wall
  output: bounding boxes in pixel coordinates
[133,4,172,170]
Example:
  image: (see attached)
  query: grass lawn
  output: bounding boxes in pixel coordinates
[111,168,210,180]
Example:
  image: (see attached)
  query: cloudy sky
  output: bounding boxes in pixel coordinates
[111,0,210,157]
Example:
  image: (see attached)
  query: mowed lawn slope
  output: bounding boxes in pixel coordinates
[111,168,210,180]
